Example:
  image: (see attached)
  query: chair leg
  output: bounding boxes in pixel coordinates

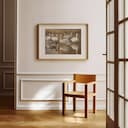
[62,83,66,115]
[73,97,76,112]
[73,82,76,112]
[93,83,96,113]
[84,85,88,118]
[62,95,66,115]
[93,96,96,113]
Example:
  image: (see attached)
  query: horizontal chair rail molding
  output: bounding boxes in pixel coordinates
[20,79,70,82]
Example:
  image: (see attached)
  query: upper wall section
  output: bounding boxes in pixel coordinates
[17,0,106,74]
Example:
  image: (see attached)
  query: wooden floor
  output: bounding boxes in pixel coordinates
[0,110,106,128]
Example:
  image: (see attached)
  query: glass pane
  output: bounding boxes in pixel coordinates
[107,65,109,89]
[119,62,124,96]
[125,62,128,99]
[125,0,128,18]
[107,36,109,61]
[119,0,124,21]
[110,92,114,120]
[107,5,110,32]
[109,34,114,61]
[118,97,124,128]
[119,23,124,58]
[125,21,128,58]
[107,64,114,90]
[107,91,110,115]
[125,101,128,128]
[109,0,114,31]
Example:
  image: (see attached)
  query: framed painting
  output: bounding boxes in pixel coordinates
[38,24,88,60]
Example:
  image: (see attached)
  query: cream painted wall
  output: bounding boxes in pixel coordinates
[17,0,106,74]
[16,0,106,110]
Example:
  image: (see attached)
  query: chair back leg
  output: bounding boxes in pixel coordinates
[93,83,96,113]
[62,83,66,115]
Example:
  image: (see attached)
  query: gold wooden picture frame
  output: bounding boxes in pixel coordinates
[38,24,88,60]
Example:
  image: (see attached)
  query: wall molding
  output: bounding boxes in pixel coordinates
[17,73,73,76]
[16,73,106,110]
[2,0,15,63]
[2,0,6,62]
[17,72,106,76]
[17,73,106,82]
[0,92,13,96]
[2,71,14,90]
[19,78,69,102]
[0,66,15,69]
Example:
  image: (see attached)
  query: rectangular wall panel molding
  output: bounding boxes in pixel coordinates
[0,70,14,96]
[2,71,14,90]
[2,0,16,63]
[20,79,64,101]
[16,73,106,110]
[0,0,16,97]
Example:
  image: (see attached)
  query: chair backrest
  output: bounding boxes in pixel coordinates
[73,74,96,83]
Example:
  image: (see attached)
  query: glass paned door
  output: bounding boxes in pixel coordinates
[118,0,128,127]
[106,0,115,127]
[106,0,128,127]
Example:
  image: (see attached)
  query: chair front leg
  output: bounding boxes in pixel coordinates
[93,96,96,113]
[73,97,76,112]
[62,95,66,115]
[84,84,88,118]
[73,82,76,112]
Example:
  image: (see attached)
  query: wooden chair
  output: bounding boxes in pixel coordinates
[62,74,96,118]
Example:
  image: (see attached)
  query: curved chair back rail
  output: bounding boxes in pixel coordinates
[74,74,96,83]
